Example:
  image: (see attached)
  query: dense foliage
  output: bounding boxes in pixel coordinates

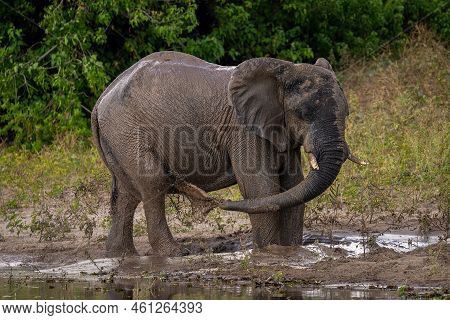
[1,0,448,148]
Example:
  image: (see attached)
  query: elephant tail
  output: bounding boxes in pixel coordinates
[91,104,108,166]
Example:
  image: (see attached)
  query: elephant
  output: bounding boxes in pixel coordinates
[91,51,366,257]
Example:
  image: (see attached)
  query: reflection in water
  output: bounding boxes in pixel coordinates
[0,279,400,300]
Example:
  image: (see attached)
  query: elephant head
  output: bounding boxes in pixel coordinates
[219,57,367,213]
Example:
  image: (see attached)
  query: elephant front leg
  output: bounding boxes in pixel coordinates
[279,150,305,245]
[238,177,281,247]
[228,135,281,248]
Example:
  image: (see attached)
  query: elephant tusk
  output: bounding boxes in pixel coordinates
[307,152,319,170]
[348,152,369,165]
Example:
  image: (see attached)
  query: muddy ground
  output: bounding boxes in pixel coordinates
[0,204,448,296]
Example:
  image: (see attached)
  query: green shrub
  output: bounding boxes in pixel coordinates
[0,0,448,147]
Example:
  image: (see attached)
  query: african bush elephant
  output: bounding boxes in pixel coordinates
[91,51,366,256]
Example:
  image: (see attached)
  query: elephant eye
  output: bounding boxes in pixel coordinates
[299,104,315,122]
[300,106,314,122]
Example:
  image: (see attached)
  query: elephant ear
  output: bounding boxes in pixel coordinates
[314,58,333,71]
[228,58,291,152]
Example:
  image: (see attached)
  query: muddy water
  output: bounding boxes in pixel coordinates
[303,231,446,256]
[0,231,447,300]
[0,279,401,299]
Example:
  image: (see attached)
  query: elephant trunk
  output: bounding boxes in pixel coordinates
[219,127,347,213]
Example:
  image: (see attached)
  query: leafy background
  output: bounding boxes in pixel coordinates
[1,0,448,149]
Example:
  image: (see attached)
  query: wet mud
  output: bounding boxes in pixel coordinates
[0,230,448,299]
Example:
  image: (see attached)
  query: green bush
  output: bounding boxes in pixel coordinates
[0,0,448,148]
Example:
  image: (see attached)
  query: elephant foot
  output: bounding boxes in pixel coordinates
[106,239,138,258]
[106,247,139,258]
[151,242,194,257]
[258,244,303,257]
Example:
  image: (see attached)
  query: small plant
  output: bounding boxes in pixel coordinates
[271,271,285,284]
[1,210,28,236]
[166,195,197,231]
[208,209,227,233]
[100,216,112,230]
[78,213,97,240]
[133,217,147,237]
[397,285,418,299]
[29,204,71,241]
[240,254,251,271]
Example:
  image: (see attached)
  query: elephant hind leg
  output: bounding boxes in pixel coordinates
[106,175,140,257]
[134,154,183,256]
[142,192,182,256]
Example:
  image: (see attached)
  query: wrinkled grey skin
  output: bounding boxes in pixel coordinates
[92,51,352,257]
